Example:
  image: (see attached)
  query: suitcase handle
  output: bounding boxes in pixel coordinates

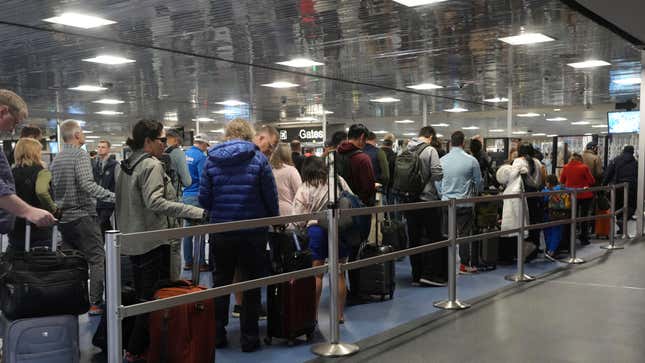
[24,223,59,252]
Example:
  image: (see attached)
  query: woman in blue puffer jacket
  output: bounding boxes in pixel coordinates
[198,118,279,352]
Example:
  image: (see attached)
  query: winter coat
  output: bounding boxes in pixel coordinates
[582,150,603,185]
[497,163,528,237]
[603,151,637,190]
[198,140,279,233]
[273,164,302,216]
[560,159,595,200]
[116,150,204,255]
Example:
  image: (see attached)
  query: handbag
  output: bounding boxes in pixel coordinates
[597,192,611,211]
[521,173,540,192]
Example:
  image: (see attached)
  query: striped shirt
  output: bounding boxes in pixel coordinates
[51,144,115,223]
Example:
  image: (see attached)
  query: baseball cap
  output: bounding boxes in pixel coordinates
[194,133,210,145]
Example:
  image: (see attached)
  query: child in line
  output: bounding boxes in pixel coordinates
[542,175,569,261]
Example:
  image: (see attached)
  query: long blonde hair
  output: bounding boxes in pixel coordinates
[14,138,44,167]
[270,143,293,169]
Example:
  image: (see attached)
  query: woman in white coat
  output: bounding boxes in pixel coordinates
[496,161,531,264]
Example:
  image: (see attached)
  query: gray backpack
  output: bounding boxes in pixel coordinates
[393,143,431,197]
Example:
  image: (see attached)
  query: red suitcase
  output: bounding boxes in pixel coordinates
[265,277,317,346]
[595,209,611,239]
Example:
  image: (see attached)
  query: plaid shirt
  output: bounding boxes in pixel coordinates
[51,144,115,223]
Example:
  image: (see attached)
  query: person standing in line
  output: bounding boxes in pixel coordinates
[50,119,115,316]
[182,133,209,271]
[582,142,603,186]
[603,145,638,235]
[290,139,305,174]
[363,131,390,189]
[199,118,279,352]
[270,144,302,216]
[253,124,280,158]
[439,131,482,274]
[515,143,544,260]
[165,129,192,197]
[92,140,118,235]
[560,153,595,245]
[0,91,56,233]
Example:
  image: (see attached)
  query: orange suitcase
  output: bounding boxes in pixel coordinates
[595,209,611,239]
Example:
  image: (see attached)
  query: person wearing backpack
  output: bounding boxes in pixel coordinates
[542,175,568,261]
[182,133,209,271]
[394,126,445,286]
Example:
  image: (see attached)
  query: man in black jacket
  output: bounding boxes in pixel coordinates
[93,140,118,235]
[603,145,638,234]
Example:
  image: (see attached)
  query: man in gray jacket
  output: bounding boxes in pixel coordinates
[403,126,445,286]
[164,129,191,196]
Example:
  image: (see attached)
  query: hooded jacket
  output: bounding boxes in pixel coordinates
[407,138,443,201]
[603,151,637,189]
[336,141,376,206]
[198,140,279,232]
[116,150,203,255]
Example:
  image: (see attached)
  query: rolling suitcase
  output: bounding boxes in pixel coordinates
[265,230,316,346]
[146,235,216,363]
[595,209,611,239]
[381,217,407,251]
[356,218,395,301]
[1,224,81,363]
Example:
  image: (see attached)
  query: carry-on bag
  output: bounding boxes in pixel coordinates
[595,209,611,239]
[356,216,395,301]
[146,234,216,363]
[0,224,89,320]
[265,230,316,346]
[381,216,407,252]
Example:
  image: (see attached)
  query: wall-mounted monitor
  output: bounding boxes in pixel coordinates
[608,110,640,134]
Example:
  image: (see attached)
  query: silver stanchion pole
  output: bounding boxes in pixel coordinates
[505,193,535,282]
[434,198,470,310]
[311,208,359,357]
[105,230,123,363]
[623,183,630,240]
[564,190,585,264]
[191,233,203,282]
[602,185,624,250]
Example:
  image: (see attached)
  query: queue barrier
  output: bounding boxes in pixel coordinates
[104,183,631,361]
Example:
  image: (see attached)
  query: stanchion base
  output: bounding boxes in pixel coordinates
[433,299,471,310]
[311,342,360,357]
[563,257,585,264]
[504,273,536,282]
[600,244,625,250]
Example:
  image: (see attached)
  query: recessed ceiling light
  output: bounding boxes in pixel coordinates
[483,97,508,103]
[547,134,558,137]
[489,129,505,132]
[370,97,400,103]
[212,109,236,115]
[194,117,214,122]
[517,113,541,117]
[571,121,590,125]
[85,135,101,139]
[512,131,528,135]
[69,85,107,92]
[261,81,299,88]
[498,33,555,45]
[276,58,324,68]
[445,107,468,113]
[532,133,546,136]
[600,131,608,134]
[395,119,415,124]
[462,126,480,130]
[584,133,593,136]
[43,12,116,29]
[82,55,136,65]
[92,98,124,104]
[553,108,561,111]
[95,110,123,115]
[406,83,443,90]
[215,100,246,106]
[567,60,611,69]
[82,130,94,134]
[436,134,444,138]
[393,0,447,6]
[374,130,389,134]
[403,132,417,136]
[296,117,318,121]
[592,124,608,128]
[431,123,450,127]
[546,117,567,122]
[613,77,641,85]
[210,129,225,133]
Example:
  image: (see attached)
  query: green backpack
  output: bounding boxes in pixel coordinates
[393,143,431,197]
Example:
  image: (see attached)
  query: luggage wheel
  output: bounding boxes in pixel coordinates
[306,333,314,343]
[264,336,272,346]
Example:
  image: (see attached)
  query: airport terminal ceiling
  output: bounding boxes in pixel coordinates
[0,0,641,147]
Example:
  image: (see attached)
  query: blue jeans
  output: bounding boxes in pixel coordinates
[182,195,205,265]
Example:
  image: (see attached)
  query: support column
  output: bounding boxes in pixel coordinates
[637,50,645,237]
[423,97,428,127]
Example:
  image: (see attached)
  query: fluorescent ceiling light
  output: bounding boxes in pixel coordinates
[532,133,546,136]
[395,119,415,124]
[431,123,450,127]
[95,110,123,115]
[296,117,318,121]
[82,130,93,134]
[92,98,124,104]
[462,126,480,130]
[194,117,214,122]
[85,135,100,139]
[512,131,528,135]
[43,12,116,29]
[406,83,443,90]
[546,117,567,122]
[592,124,608,128]
[69,85,107,92]
[276,58,324,68]
[445,107,468,113]
[498,33,555,45]
[261,81,299,88]
[393,0,447,6]
[403,132,416,136]
[547,134,558,137]
[483,97,508,103]
[215,100,246,106]
[279,121,322,126]
[572,121,590,125]
[517,113,540,117]
[212,109,236,115]
[613,77,641,85]
[600,131,608,134]
[567,60,611,69]
[436,134,444,138]
[370,97,400,103]
[82,55,135,65]
[374,130,388,134]
[210,129,225,133]
[553,108,561,111]
[489,129,505,132]
[584,133,593,136]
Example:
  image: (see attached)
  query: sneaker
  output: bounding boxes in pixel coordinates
[419,278,447,287]
[258,305,267,320]
[88,304,104,316]
[544,251,557,262]
[232,304,241,318]
[459,264,478,275]
[183,263,193,271]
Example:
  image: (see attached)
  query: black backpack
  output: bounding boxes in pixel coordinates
[393,143,431,197]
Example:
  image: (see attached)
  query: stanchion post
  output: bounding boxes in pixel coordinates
[105,230,123,363]
[191,233,202,283]
[434,198,470,309]
[602,185,624,250]
[623,183,629,240]
[564,190,585,264]
[505,193,535,282]
[311,208,359,357]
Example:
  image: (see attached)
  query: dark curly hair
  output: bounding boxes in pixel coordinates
[126,119,163,150]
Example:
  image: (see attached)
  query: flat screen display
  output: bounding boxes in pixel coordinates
[608,111,640,133]
[48,142,59,154]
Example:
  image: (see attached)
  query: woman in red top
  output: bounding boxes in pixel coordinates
[560,153,595,245]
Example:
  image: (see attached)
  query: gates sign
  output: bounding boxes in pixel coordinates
[279,127,324,142]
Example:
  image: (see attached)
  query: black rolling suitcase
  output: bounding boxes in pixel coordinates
[265,230,317,346]
[381,215,407,251]
[356,217,396,301]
